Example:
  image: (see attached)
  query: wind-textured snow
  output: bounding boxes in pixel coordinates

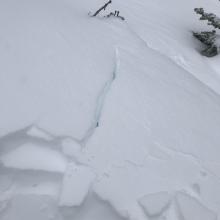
[1,0,220,219]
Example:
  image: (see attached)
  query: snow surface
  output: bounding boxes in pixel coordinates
[1,0,220,219]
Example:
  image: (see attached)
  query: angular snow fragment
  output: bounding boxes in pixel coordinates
[0,143,67,173]
[59,163,95,207]
[138,191,171,217]
[176,192,217,220]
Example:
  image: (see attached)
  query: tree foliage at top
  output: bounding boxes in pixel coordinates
[193,5,220,57]
[194,8,220,29]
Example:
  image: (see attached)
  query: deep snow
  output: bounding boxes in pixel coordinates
[1,0,220,219]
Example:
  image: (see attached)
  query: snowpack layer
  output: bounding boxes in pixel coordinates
[1,0,220,220]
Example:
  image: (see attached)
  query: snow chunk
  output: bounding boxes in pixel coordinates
[138,191,171,217]
[59,163,95,207]
[176,192,217,220]
[0,143,67,172]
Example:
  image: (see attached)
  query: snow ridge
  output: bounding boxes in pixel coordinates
[80,48,120,147]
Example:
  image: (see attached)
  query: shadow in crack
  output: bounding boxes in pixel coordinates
[0,126,62,156]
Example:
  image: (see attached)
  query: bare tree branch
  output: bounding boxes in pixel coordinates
[92,0,112,17]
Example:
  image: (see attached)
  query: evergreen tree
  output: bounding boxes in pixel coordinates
[193,5,220,57]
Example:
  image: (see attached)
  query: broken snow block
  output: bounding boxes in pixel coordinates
[0,143,67,173]
[59,163,95,207]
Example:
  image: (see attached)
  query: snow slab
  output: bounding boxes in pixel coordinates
[59,163,95,207]
[0,0,116,139]
[0,143,67,173]
[85,33,220,218]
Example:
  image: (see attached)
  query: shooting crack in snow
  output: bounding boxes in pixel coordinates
[1,0,220,219]
[80,48,120,148]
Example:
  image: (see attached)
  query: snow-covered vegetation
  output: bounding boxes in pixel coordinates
[1,0,220,220]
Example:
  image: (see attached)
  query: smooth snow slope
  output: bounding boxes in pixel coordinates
[1,0,220,220]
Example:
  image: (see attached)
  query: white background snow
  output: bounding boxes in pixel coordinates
[0,0,220,219]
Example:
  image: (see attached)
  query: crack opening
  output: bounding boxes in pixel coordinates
[80,47,120,147]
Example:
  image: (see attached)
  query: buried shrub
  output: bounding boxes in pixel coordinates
[105,10,125,20]
[90,0,125,21]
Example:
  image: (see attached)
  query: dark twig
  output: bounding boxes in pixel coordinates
[105,10,125,20]
[92,0,112,17]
